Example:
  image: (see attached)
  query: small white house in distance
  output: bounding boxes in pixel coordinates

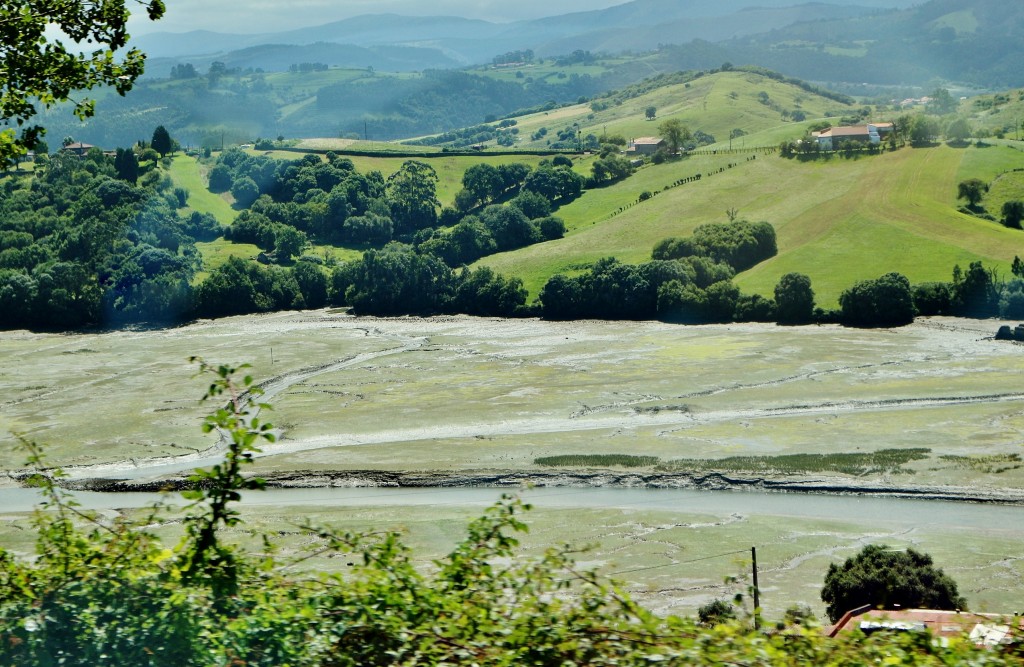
[813,124,889,150]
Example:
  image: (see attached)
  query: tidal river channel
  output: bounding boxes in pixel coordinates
[2,485,1020,530]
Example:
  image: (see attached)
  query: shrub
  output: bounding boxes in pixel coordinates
[821,544,966,623]
[839,272,914,327]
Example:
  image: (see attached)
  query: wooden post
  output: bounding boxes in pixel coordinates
[751,546,761,630]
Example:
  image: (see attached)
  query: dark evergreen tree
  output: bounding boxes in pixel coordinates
[151,125,173,157]
[821,544,966,623]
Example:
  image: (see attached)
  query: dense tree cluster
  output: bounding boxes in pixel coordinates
[652,220,778,272]
[211,151,570,272]
[538,256,745,322]
[406,120,519,149]
[336,244,527,317]
[0,150,198,329]
[454,162,531,211]
[838,272,916,327]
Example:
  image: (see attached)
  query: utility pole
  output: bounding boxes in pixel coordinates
[751,546,761,630]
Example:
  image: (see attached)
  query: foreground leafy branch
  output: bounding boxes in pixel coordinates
[0,0,166,161]
[0,362,1021,665]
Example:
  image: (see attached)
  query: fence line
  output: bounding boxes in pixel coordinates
[603,153,763,221]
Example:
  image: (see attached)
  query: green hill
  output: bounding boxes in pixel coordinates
[169,68,1024,311]
[479,143,1024,307]
[505,70,853,152]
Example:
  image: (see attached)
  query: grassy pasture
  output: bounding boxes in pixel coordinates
[482,144,1024,305]
[167,155,236,226]
[510,71,856,152]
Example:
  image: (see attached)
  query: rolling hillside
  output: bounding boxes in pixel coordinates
[477,143,1024,307]
[168,68,1024,311]
[504,70,854,152]
[453,73,1024,306]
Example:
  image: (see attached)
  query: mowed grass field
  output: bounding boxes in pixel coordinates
[481,144,1024,305]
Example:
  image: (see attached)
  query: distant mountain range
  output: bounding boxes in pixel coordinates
[138,0,923,75]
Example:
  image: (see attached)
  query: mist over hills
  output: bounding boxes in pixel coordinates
[42,0,1024,151]
[137,0,923,70]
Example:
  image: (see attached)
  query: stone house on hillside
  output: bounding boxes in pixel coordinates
[628,136,665,155]
[813,123,892,150]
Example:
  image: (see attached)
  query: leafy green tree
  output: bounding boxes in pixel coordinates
[459,163,502,210]
[231,176,260,207]
[452,266,527,317]
[912,282,952,316]
[839,272,915,327]
[537,216,566,241]
[151,125,173,157]
[1001,200,1024,229]
[113,148,139,184]
[0,0,166,162]
[419,216,496,266]
[998,279,1024,319]
[957,178,988,208]
[652,220,777,272]
[273,226,306,261]
[510,190,552,220]
[346,245,453,315]
[951,261,1001,318]
[387,160,439,233]
[945,117,971,144]
[774,272,814,324]
[479,204,540,251]
[821,544,966,623]
[658,118,691,155]
[909,115,939,145]
[293,260,328,309]
[927,87,957,115]
[645,106,656,120]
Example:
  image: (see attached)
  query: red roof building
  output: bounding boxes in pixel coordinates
[828,606,1023,647]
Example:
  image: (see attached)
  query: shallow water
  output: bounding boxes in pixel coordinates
[2,486,1021,534]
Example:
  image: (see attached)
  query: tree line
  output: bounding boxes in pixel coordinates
[0,147,206,329]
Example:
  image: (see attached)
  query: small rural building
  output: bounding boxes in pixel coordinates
[813,124,887,150]
[828,606,1022,647]
[628,136,666,155]
[60,142,96,156]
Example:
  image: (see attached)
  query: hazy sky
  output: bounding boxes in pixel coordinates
[129,0,628,34]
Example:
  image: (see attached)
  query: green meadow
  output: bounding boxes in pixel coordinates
[481,144,1024,306]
